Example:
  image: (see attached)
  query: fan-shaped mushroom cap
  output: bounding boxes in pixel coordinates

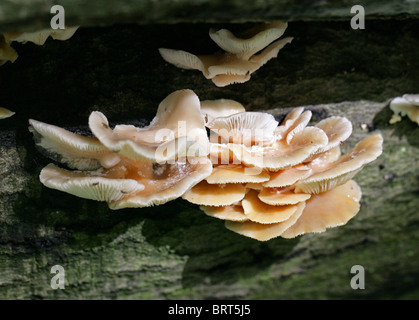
[295,134,383,194]
[0,35,18,65]
[29,119,120,170]
[281,180,362,238]
[389,94,419,125]
[313,116,352,154]
[249,37,293,66]
[263,165,312,188]
[209,21,288,59]
[182,180,247,206]
[210,73,251,87]
[207,112,278,146]
[40,163,145,203]
[89,90,209,162]
[0,107,15,119]
[258,187,311,205]
[225,201,305,241]
[241,189,298,224]
[275,109,312,144]
[200,204,248,222]
[5,26,79,45]
[200,99,245,123]
[231,126,328,171]
[206,164,270,184]
[110,156,213,209]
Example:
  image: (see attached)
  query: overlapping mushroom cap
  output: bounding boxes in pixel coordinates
[159,21,293,87]
[0,26,78,66]
[182,104,383,241]
[389,94,419,125]
[29,89,212,209]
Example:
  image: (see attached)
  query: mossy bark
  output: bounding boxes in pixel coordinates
[1,16,419,299]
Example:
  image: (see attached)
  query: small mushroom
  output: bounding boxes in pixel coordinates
[200,204,248,222]
[281,180,362,238]
[182,181,247,206]
[89,90,209,162]
[206,164,270,184]
[0,35,18,65]
[200,99,245,124]
[389,94,419,125]
[225,201,306,241]
[295,134,383,194]
[0,107,15,119]
[159,22,293,87]
[29,119,121,170]
[4,26,79,45]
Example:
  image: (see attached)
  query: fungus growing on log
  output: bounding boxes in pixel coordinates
[30,90,212,209]
[185,103,383,241]
[159,22,293,87]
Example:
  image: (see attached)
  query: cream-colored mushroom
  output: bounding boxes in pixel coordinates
[0,35,18,65]
[200,204,248,222]
[281,180,362,238]
[4,26,79,45]
[40,163,145,203]
[206,164,270,184]
[0,107,15,119]
[389,94,419,125]
[241,189,299,224]
[207,112,278,146]
[89,90,209,162]
[159,22,293,87]
[231,126,328,171]
[200,99,245,123]
[182,181,247,206]
[295,134,383,194]
[225,201,305,241]
[258,187,311,205]
[29,119,121,170]
[263,164,312,188]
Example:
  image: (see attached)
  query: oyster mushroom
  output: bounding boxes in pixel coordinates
[159,22,293,87]
[182,104,383,241]
[0,107,15,119]
[389,94,419,125]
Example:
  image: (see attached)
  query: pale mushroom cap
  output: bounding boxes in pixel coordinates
[258,187,311,205]
[0,35,18,65]
[232,126,328,171]
[295,134,383,194]
[281,180,362,238]
[200,99,245,123]
[29,118,120,170]
[208,21,288,58]
[0,107,15,119]
[206,164,270,184]
[182,181,247,206]
[249,37,293,66]
[314,116,352,154]
[225,201,305,241]
[159,48,206,73]
[389,95,419,125]
[40,163,145,203]
[89,90,209,162]
[241,189,298,224]
[263,165,312,188]
[207,112,278,145]
[200,205,248,222]
[110,156,213,209]
[211,73,251,87]
[6,26,79,45]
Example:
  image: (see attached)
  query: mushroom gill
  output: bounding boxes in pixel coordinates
[159,22,293,87]
[389,94,419,125]
[183,103,383,241]
[30,90,212,209]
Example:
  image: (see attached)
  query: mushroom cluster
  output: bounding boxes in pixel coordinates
[389,94,419,125]
[182,105,383,241]
[29,90,213,209]
[159,21,293,87]
[30,89,383,241]
[0,26,78,66]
